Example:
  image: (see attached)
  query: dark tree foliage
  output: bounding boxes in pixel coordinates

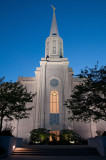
[0,77,35,133]
[65,64,106,122]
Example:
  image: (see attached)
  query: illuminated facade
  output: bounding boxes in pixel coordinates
[11,8,105,141]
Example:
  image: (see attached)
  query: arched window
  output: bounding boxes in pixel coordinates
[50,90,59,125]
[50,90,59,113]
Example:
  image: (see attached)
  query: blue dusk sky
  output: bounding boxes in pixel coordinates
[0,0,106,82]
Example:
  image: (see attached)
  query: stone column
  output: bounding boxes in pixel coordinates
[40,61,47,128]
[90,120,97,137]
[63,61,69,129]
[35,68,41,128]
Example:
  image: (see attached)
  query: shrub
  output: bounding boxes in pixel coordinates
[30,128,88,145]
[0,124,14,136]
[30,128,49,144]
[0,130,13,136]
[96,130,104,136]
[59,129,87,145]
[102,131,106,136]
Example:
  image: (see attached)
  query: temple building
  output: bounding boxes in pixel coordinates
[12,7,105,141]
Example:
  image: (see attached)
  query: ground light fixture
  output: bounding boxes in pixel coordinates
[13,145,15,151]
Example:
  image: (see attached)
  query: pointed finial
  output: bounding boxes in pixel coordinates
[50,5,59,36]
[51,5,56,14]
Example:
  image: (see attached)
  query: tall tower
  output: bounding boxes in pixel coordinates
[35,6,70,132]
[45,7,63,58]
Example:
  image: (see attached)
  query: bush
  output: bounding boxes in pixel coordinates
[59,129,88,145]
[0,125,13,136]
[29,128,88,145]
[30,128,49,144]
[96,130,106,137]
[0,130,13,136]
[59,129,81,144]
[102,131,106,136]
[96,130,104,136]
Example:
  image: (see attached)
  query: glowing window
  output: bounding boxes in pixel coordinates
[50,90,59,113]
[49,131,60,141]
[50,90,59,125]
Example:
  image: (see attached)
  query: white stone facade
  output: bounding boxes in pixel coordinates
[10,8,106,140]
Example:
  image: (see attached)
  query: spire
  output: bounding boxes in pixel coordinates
[50,6,59,36]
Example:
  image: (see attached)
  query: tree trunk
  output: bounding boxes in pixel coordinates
[0,116,3,133]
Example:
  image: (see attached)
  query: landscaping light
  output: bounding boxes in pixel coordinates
[13,145,15,151]
[69,141,75,144]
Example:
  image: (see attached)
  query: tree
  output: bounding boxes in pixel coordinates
[0,77,35,133]
[65,64,106,122]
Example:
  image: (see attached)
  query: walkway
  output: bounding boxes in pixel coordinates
[1,145,106,160]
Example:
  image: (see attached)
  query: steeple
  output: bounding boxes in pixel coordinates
[45,6,63,58]
[50,6,59,36]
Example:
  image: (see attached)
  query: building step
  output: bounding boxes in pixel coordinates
[13,146,99,156]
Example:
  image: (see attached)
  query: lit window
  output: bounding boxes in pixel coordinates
[50,90,59,125]
[49,131,59,141]
[50,90,59,113]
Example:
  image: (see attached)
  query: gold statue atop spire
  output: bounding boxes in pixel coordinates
[51,5,56,13]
